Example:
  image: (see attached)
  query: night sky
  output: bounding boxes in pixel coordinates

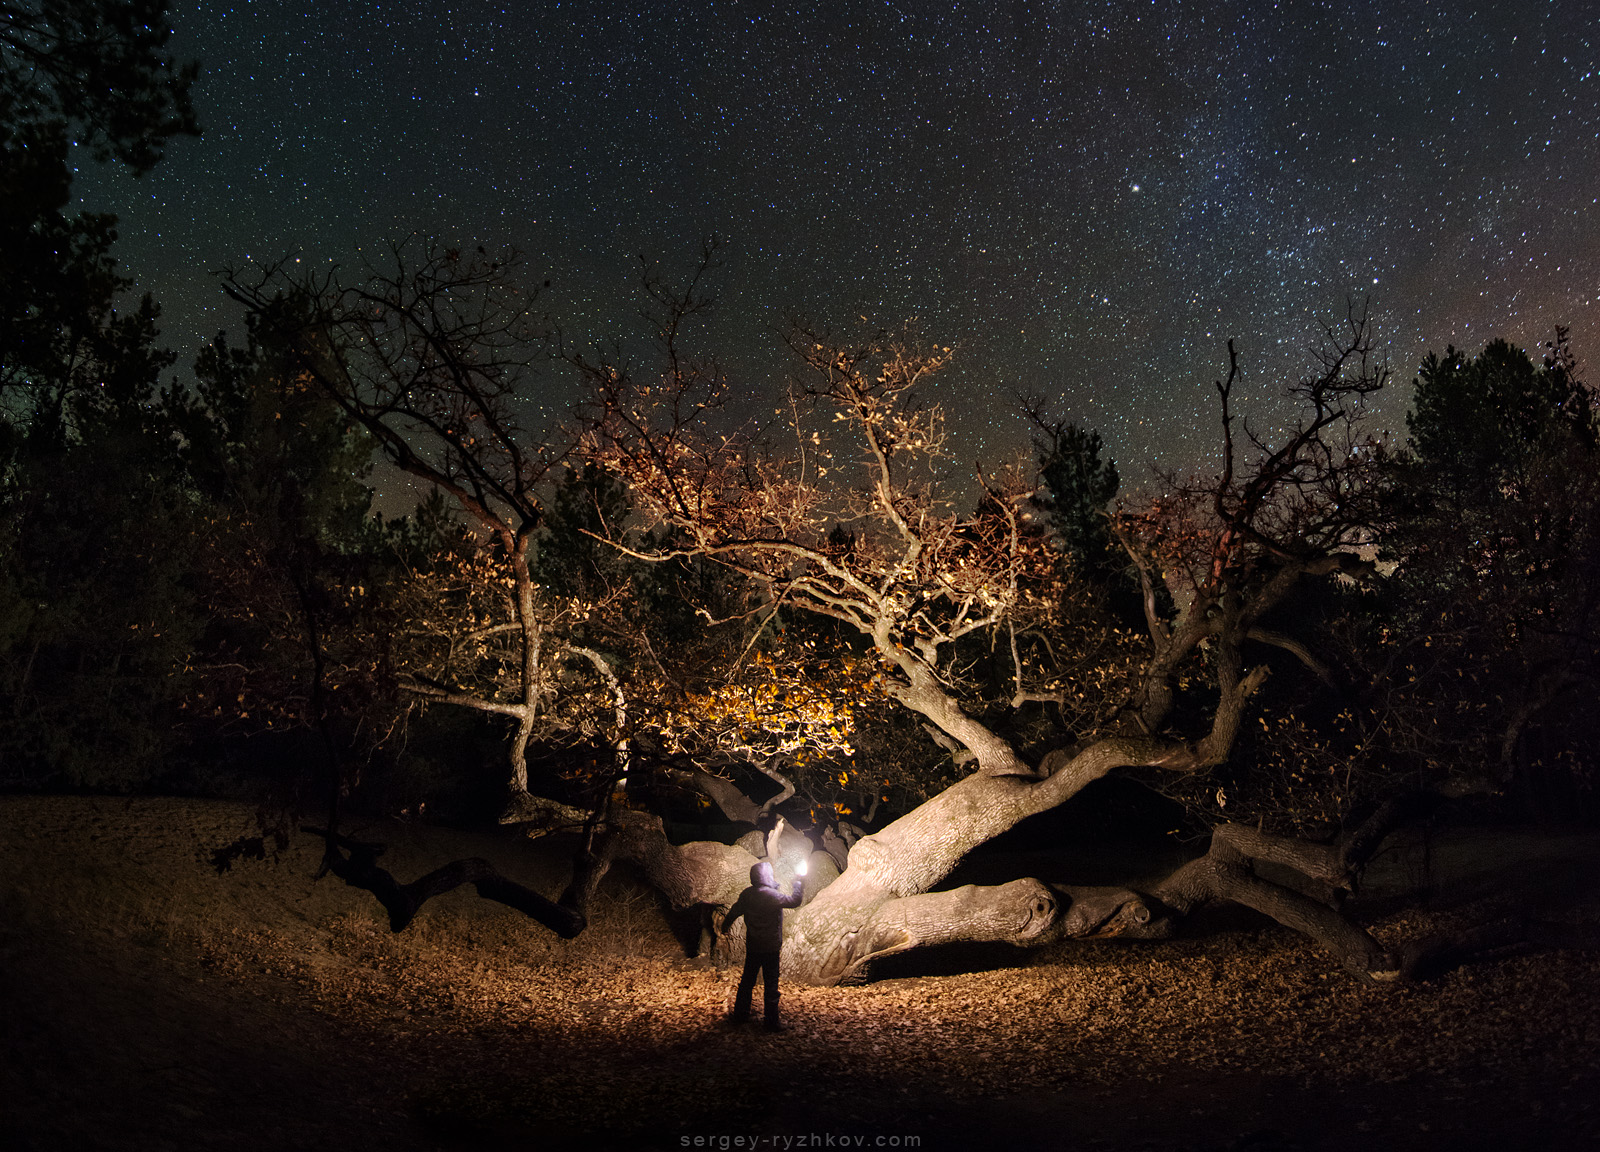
[73,0,1600,481]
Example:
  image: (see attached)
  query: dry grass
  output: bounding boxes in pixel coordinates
[2,795,1598,1151]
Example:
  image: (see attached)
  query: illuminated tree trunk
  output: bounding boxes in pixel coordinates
[772,735,1222,984]
[779,788,1404,985]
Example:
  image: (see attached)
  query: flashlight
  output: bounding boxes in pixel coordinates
[796,858,808,877]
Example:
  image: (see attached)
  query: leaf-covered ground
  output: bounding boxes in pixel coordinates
[2,796,1598,1150]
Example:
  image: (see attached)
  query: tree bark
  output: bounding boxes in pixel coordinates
[795,879,1058,985]
[771,734,1197,982]
[1150,854,1398,981]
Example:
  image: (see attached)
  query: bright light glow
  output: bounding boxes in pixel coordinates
[796,858,809,876]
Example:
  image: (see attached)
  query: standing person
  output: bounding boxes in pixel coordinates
[722,861,804,1031]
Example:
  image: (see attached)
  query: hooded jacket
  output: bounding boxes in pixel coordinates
[722,862,804,954]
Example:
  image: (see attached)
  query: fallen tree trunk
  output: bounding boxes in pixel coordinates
[775,735,1238,984]
[308,786,1597,992]
[305,826,588,938]
[779,796,1436,986]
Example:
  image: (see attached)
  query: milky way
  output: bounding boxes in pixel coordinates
[74,0,1600,480]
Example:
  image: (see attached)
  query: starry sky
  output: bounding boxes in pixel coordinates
[74,0,1600,479]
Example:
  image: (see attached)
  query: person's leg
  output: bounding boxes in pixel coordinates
[760,952,782,1029]
[731,952,760,1022]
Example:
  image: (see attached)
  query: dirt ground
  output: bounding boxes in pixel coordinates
[2,795,1598,1151]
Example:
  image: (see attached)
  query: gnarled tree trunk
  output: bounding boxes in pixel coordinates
[774,737,1216,984]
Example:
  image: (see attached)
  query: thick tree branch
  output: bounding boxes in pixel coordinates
[1246,626,1339,689]
[305,826,585,938]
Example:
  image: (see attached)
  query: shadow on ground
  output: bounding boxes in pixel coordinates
[3,796,1597,1151]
